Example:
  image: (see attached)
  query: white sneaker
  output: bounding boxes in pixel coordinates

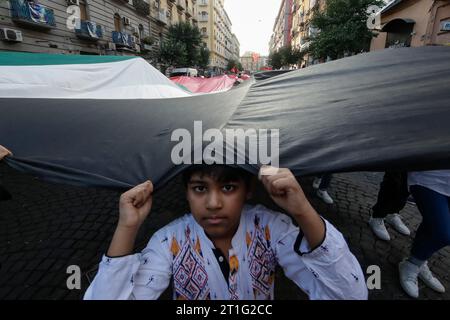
[399,259,420,298]
[368,217,391,241]
[316,189,333,204]
[419,262,445,293]
[385,213,410,236]
[312,177,322,189]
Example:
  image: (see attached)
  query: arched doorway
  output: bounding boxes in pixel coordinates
[382,18,415,48]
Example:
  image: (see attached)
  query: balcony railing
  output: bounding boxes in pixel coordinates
[112,31,135,49]
[133,0,150,16]
[10,0,56,29]
[176,0,185,10]
[185,7,192,17]
[75,20,103,40]
[157,9,168,24]
[198,15,208,22]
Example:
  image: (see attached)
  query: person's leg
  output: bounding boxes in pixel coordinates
[312,176,322,189]
[385,172,411,235]
[410,186,450,261]
[372,172,408,218]
[370,172,410,240]
[316,174,334,204]
[399,185,449,297]
[369,172,397,240]
[318,174,332,190]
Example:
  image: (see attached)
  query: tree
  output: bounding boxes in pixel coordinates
[158,22,207,68]
[269,46,304,69]
[269,50,283,69]
[159,40,187,68]
[307,0,384,61]
[226,59,243,72]
[198,45,210,69]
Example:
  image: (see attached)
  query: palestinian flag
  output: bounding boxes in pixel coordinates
[0,52,191,99]
[1,48,450,189]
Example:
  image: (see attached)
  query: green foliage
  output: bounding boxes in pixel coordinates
[159,22,209,68]
[269,46,304,69]
[141,36,154,45]
[307,0,384,60]
[226,59,243,71]
[198,45,211,69]
[159,40,187,67]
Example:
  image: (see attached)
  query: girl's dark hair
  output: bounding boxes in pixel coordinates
[182,165,253,188]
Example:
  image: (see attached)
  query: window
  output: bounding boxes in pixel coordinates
[114,13,121,32]
[139,24,144,40]
[79,0,88,21]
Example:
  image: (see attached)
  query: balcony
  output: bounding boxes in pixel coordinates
[75,20,103,41]
[156,9,168,25]
[201,32,208,38]
[198,14,208,22]
[176,0,185,10]
[112,31,135,49]
[199,0,208,6]
[10,0,56,30]
[185,7,192,17]
[133,0,150,16]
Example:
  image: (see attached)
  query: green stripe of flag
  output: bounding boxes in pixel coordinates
[0,52,138,66]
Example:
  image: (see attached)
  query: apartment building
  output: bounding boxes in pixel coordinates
[197,0,238,73]
[370,0,450,50]
[240,51,268,73]
[269,0,293,53]
[0,0,154,57]
[0,0,200,64]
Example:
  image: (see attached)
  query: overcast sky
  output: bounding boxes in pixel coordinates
[224,0,282,57]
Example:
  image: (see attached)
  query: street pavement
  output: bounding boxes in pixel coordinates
[0,162,449,300]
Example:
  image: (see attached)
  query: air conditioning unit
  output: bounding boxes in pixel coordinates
[67,0,80,5]
[131,35,137,43]
[108,42,116,50]
[132,26,139,34]
[0,28,23,42]
[122,17,131,26]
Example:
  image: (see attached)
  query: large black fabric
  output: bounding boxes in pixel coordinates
[1,46,450,190]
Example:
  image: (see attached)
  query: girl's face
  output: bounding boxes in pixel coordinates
[186,173,251,241]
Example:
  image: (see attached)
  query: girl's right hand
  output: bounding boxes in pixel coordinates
[118,180,153,229]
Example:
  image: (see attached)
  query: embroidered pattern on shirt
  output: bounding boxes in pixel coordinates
[247,215,276,300]
[229,254,240,300]
[171,226,211,300]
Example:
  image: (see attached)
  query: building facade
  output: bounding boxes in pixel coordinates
[240,51,268,73]
[197,0,237,73]
[269,0,293,53]
[290,0,325,67]
[0,0,202,66]
[370,0,450,50]
[231,32,239,61]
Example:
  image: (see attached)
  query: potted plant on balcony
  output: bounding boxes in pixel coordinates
[141,36,154,51]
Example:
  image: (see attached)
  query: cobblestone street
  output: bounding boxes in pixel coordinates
[0,162,449,300]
